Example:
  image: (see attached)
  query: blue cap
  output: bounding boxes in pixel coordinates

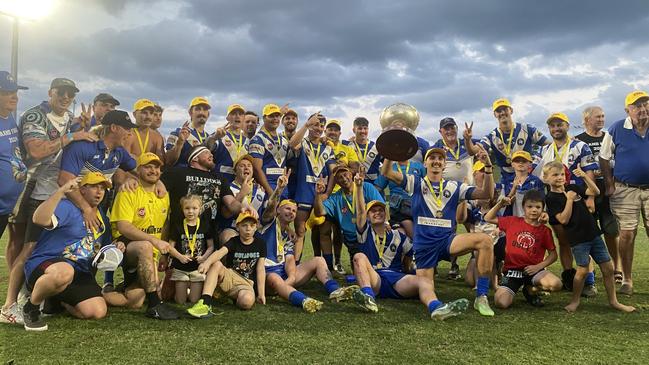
[439,117,456,129]
[0,71,28,92]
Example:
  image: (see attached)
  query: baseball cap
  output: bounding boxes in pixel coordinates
[625,90,649,107]
[80,172,112,189]
[283,108,298,117]
[325,119,341,129]
[332,164,351,176]
[0,71,27,91]
[263,104,281,116]
[234,154,255,167]
[133,98,156,112]
[227,103,245,115]
[187,145,210,164]
[492,98,512,112]
[366,200,386,211]
[102,110,138,129]
[235,210,258,225]
[190,97,211,109]
[439,117,456,129]
[424,147,446,161]
[511,150,533,162]
[472,161,485,172]
[137,152,163,167]
[50,78,79,92]
[92,244,124,272]
[546,112,570,125]
[93,93,120,106]
[353,117,369,126]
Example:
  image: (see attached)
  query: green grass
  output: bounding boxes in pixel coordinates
[2,230,649,365]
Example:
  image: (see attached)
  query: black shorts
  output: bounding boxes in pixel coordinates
[0,214,8,240]
[494,236,506,263]
[27,258,102,306]
[23,198,45,244]
[594,181,619,236]
[500,269,545,295]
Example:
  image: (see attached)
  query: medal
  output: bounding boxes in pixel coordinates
[376,262,383,269]
[505,157,511,164]
[455,162,462,168]
[435,210,444,218]
[277,254,283,262]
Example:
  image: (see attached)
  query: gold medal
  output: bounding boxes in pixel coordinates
[505,157,512,164]
[277,254,283,262]
[376,262,383,269]
[435,210,444,218]
[455,162,462,168]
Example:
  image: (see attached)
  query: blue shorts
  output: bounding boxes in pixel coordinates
[265,265,288,280]
[571,235,611,267]
[294,183,316,207]
[413,235,454,269]
[374,269,408,299]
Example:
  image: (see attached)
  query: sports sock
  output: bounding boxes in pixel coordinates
[104,271,114,285]
[585,271,595,286]
[323,254,334,270]
[361,286,375,299]
[288,291,307,307]
[146,291,161,308]
[476,276,490,297]
[324,279,339,294]
[200,294,212,306]
[428,299,443,313]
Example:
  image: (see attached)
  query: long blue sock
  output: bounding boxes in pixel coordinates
[428,300,443,313]
[324,279,339,294]
[288,291,307,307]
[323,254,334,270]
[361,286,375,299]
[104,271,114,285]
[585,271,595,286]
[476,276,490,297]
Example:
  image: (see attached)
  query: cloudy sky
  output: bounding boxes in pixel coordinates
[1,0,648,141]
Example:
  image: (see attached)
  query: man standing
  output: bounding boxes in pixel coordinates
[433,117,476,184]
[249,104,290,195]
[344,117,382,184]
[124,99,165,160]
[165,97,212,167]
[243,111,259,140]
[151,104,163,131]
[212,104,249,182]
[600,90,649,296]
[87,93,119,129]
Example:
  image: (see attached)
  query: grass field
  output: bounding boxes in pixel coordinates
[2,230,649,365]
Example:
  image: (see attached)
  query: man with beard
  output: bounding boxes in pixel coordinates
[600,91,649,296]
[2,78,98,325]
[212,104,249,183]
[124,99,165,160]
[87,93,119,129]
[165,97,212,167]
[243,111,259,140]
[344,117,382,184]
[249,104,290,197]
[532,113,598,295]
[281,107,299,200]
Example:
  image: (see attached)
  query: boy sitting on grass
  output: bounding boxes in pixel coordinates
[543,161,635,313]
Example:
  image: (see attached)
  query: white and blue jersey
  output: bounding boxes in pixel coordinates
[212,131,248,182]
[294,138,335,208]
[260,217,295,278]
[532,139,597,186]
[343,140,382,183]
[357,222,412,272]
[165,127,210,167]
[221,181,266,230]
[60,140,136,180]
[0,113,26,215]
[248,129,289,191]
[480,123,547,184]
[432,138,479,184]
[502,174,545,217]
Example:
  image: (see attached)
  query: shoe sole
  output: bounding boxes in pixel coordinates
[24,324,48,331]
[431,299,469,321]
[352,291,378,313]
[329,285,360,302]
[303,300,323,313]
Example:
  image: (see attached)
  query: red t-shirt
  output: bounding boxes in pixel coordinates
[497,216,555,271]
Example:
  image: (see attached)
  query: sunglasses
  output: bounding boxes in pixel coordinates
[55,88,77,98]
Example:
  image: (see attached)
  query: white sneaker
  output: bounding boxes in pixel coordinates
[0,303,24,325]
[17,285,29,307]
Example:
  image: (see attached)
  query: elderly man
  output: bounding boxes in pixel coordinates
[165,97,212,167]
[600,90,649,296]
[87,93,119,129]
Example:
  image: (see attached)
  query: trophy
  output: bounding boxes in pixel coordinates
[376,103,420,161]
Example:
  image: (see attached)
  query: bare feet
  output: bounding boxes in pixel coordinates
[564,302,579,313]
[611,302,636,313]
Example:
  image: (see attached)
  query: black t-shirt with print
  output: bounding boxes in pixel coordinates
[169,219,213,271]
[545,184,600,245]
[224,236,267,283]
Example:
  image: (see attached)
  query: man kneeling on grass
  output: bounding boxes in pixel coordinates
[22,172,113,331]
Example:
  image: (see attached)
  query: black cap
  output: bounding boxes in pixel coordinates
[353,117,369,126]
[50,78,79,92]
[102,110,137,129]
[439,117,456,129]
[93,93,120,106]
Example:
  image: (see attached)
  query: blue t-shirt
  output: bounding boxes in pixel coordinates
[323,182,384,244]
[24,199,111,279]
[212,131,249,182]
[374,161,425,209]
[260,217,295,271]
[356,222,412,272]
[248,129,289,190]
[165,127,210,168]
[294,138,335,206]
[605,118,649,185]
[0,113,26,215]
[343,140,382,183]
[60,140,136,179]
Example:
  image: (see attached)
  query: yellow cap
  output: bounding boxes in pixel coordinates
[278,199,297,208]
[133,98,156,112]
[511,150,533,162]
[234,154,255,167]
[227,103,245,115]
[472,161,485,172]
[137,152,163,167]
[492,98,512,112]
[366,200,386,211]
[325,119,342,129]
[235,211,258,225]
[190,97,210,109]
[424,147,446,161]
[262,104,281,116]
[80,172,112,188]
[283,108,298,117]
[546,112,570,124]
[625,90,649,106]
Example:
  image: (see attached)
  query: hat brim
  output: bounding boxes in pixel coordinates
[97,97,120,106]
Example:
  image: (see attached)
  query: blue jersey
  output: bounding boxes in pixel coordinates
[165,126,210,167]
[480,123,547,183]
[344,140,382,183]
[402,176,475,249]
[212,131,248,182]
[294,138,335,206]
[248,129,289,190]
[24,199,111,279]
[357,222,412,272]
[260,217,295,270]
[502,174,545,217]
[532,139,597,186]
[323,182,385,244]
[432,138,479,183]
[374,161,425,210]
[0,113,26,215]
[60,140,136,179]
[221,181,266,229]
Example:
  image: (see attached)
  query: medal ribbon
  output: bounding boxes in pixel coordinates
[424,177,444,207]
[183,218,200,256]
[496,127,514,159]
[134,129,150,155]
[354,141,369,162]
[276,220,286,259]
[553,137,571,162]
[374,229,387,266]
[227,131,244,159]
[192,128,206,144]
[308,139,322,173]
[342,186,356,216]
[262,127,283,165]
[442,139,461,161]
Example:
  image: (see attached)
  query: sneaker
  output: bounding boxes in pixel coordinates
[22,305,47,331]
[473,295,495,316]
[0,303,24,325]
[430,298,469,320]
[187,299,213,319]
[561,269,576,291]
[17,285,29,307]
[522,286,545,307]
[581,284,598,298]
[333,263,346,276]
[102,283,115,294]
[447,264,462,280]
[302,298,323,313]
[618,282,633,296]
[146,302,180,320]
[329,285,359,302]
[352,289,378,313]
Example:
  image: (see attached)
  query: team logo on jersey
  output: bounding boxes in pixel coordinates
[368,151,376,159]
[341,206,348,214]
[443,190,451,198]
[389,243,397,252]
[422,185,429,194]
[568,155,575,165]
[137,208,146,217]
[517,138,524,145]
[224,140,232,147]
[267,143,274,150]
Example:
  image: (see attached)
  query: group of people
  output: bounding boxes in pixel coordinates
[0,70,646,332]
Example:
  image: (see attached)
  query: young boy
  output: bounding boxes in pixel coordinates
[187,210,266,317]
[484,190,562,308]
[504,151,544,217]
[543,161,635,313]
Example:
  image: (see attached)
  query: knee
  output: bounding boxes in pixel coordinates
[600,262,614,276]
[352,253,366,265]
[130,241,153,258]
[54,267,74,286]
[237,292,255,310]
[494,297,511,309]
[313,256,326,267]
[477,234,492,251]
[79,302,107,319]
